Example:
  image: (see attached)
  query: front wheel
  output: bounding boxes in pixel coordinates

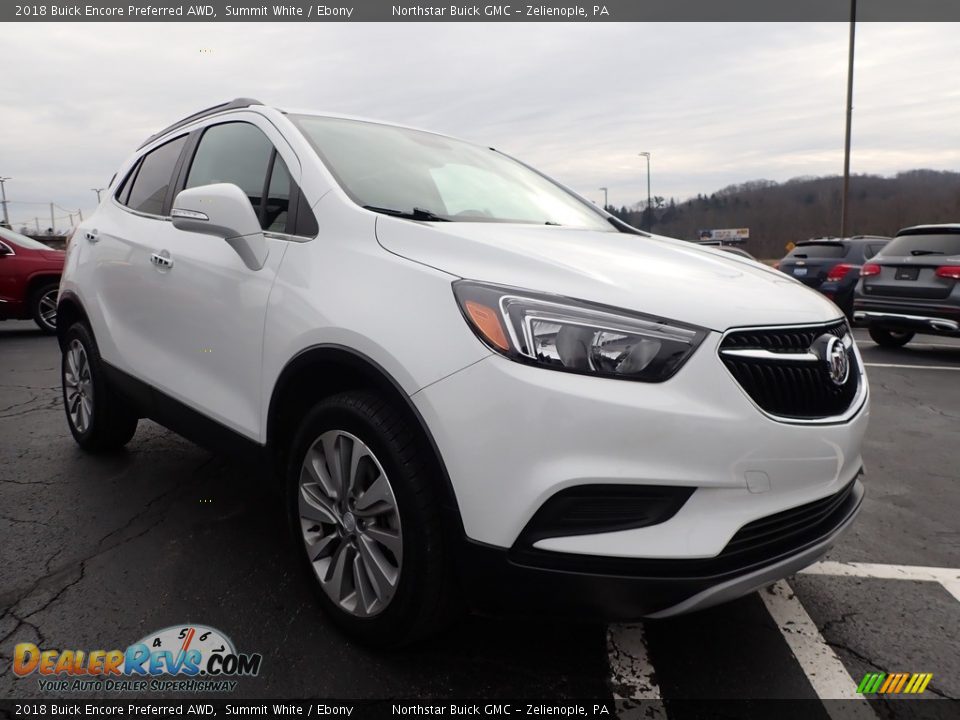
[61,323,139,452]
[868,327,914,348]
[287,391,458,646]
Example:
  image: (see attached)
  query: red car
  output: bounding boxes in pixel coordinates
[0,227,65,334]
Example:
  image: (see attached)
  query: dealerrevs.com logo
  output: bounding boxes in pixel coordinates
[13,624,262,693]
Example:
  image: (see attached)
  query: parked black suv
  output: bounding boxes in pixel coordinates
[853,224,960,347]
[777,236,890,317]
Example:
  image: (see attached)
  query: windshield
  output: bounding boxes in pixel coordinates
[881,231,960,257]
[290,115,614,231]
[0,227,55,251]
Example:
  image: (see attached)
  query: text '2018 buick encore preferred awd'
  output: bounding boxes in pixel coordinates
[58,99,868,645]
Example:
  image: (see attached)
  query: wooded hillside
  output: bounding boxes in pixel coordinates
[606,170,960,259]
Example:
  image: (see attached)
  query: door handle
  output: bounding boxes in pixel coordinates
[84,229,99,243]
[150,252,174,269]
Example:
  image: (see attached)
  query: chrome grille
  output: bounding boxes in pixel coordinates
[719,320,861,421]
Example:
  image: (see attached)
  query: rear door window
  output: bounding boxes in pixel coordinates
[122,135,188,216]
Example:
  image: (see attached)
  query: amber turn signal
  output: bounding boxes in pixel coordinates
[464,300,510,351]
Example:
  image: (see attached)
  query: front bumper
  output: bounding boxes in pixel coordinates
[458,477,863,620]
[413,331,868,554]
[414,327,868,618]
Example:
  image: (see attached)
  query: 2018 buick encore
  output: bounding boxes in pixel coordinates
[58,99,867,645]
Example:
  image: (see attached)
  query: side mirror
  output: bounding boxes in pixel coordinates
[171,183,268,270]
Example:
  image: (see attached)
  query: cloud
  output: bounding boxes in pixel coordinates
[2,21,958,229]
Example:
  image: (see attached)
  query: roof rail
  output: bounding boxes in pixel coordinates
[137,98,264,149]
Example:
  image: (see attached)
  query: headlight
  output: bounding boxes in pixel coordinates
[453,280,706,382]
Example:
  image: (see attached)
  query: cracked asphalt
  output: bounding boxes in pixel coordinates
[1,321,958,704]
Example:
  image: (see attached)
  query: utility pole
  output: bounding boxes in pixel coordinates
[92,187,104,203]
[50,202,55,233]
[0,177,11,229]
[78,209,83,221]
[638,152,652,230]
[840,0,857,238]
[599,187,609,210]
[34,218,40,232]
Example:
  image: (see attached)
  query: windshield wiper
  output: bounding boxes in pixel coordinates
[363,206,450,222]
[910,249,944,256]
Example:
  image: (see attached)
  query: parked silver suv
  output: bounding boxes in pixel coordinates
[854,224,960,347]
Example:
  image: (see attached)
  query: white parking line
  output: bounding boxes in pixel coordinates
[863,362,960,371]
[607,562,960,710]
[607,624,665,711]
[760,581,877,715]
[800,560,960,583]
[800,560,960,602]
[940,581,960,604]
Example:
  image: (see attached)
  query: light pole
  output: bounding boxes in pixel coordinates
[92,187,105,203]
[0,177,11,229]
[599,187,609,210]
[638,152,652,230]
[840,0,857,238]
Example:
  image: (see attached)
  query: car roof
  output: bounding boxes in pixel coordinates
[138,98,264,149]
[140,98,463,151]
[897,224,960,236]
[797,235,889,245]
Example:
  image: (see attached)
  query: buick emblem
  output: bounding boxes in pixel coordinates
[820,335,850,386]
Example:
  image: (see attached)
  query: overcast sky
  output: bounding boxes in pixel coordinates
[3,22,959,230]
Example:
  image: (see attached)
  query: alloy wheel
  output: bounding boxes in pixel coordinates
[298,430,403,617]
[64,339,93,433]
[38,288,58,330]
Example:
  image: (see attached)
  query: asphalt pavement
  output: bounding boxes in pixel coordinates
[1,320,958,712]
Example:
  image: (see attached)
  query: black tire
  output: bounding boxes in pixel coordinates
[868,327,914,348]
[61,322,139,452]
[30,281,60,334]
[286,391,459,646]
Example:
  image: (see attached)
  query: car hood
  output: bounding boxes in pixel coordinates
[375,219,842,332]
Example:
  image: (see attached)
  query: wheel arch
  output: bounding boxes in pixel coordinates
[25,272,61,302]
[55,290,91,351]
[266,345,464,528]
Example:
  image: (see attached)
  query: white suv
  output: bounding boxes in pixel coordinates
[58,99,867,645]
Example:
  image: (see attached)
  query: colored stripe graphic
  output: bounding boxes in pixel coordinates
[912,674,933,694]
[893,674,909,693]
[878,674,896,693]
[857,673,884,694]
[858,672,933,694]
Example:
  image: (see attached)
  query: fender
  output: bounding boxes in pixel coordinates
[55,289,90,350]
[267,343,464,526]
